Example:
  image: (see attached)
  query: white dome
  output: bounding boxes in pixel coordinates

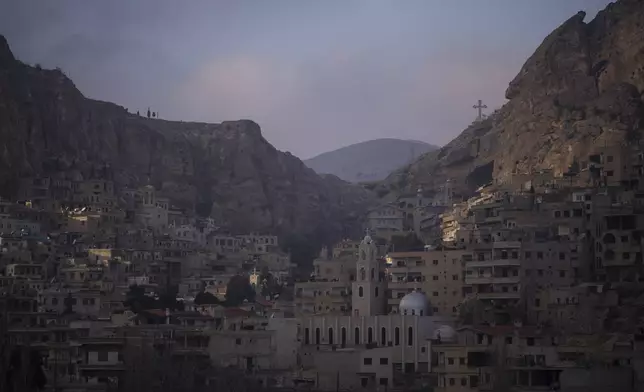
[399,291,431,316]
[433,325,457,342]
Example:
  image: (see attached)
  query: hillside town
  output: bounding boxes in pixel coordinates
[2,141,644,392]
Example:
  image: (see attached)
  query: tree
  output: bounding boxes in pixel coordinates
[224,275,255,306]
[258,268,282,299]
[390,232,425,252]
[281,232,319,268]
[124,285,156,313]
[194,291,220,305]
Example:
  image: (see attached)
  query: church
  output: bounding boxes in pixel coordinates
[297,233,455,390]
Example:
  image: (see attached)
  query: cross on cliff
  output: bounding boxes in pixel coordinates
[473,99,487,121]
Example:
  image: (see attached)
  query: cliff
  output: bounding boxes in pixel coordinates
[0,35,375,240]
[387,0,644,196]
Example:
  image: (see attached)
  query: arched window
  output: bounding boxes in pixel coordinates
[394,327,400,345]
[304,328,310,345]
[315,328,321,345]
[368,327,373,344]
[407,327,413,346]
[371,268,375,281]
[354,327,360,345]
[381,327,387,346]
[420,310,424,316]
[412,309,415,316]
[360,268,366,281]
[328,328,334,345]
[341,328,347,347]
[375,287,379,297]
[358,286,364,297]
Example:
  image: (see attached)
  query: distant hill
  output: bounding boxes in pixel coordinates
[305,139,438,183]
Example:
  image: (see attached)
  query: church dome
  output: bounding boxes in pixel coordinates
[433,325,457,342]
[399,291,431,316]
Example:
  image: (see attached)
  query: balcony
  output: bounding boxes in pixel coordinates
[465,276,520,285]
[492,241,521,249]
[465,259,521,268]
[476,291,520,300]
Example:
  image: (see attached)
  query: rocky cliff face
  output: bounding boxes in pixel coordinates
[0,35,374,240]
[387,0,644,196]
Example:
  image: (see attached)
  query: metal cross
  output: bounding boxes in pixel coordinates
[473,99,488,121]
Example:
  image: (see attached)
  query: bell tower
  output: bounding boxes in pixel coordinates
[352,230,386,316]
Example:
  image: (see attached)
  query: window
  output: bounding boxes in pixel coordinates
[505,336,513,344]
[328,328,334,345]
[304,328,310,344]
[554,211,561,218]
[537,252,543,259]
[379,378,388,386]
[407,327,413,346]
[394,327,400,345]
[433,260,438,265]
[452,274,458,281]
[607,170,614,177]
[380,358,388,365]
[368,327,373,344]
[470,376,479,388]
[235,338,242,345]
[559,252,565,260]
[358,286,364,297]
[433,275,438,281]
[449,378,455,386]
[381,327,387,346]
[621,235,629,243]
[364,358,372,365]
[315,328,320,345]
[432,291,438,297]
[527,337,535,346]
[607,155,614,162]
[459,357,466,365]
[341,328,346,347]
[525,251,531,259]
[375,287,379,297]
[623,252,630,260]
[355,327,360,345]
[559,271,566,278]
[98,351,108,362]
[461,378,467,386]
[361,378,368,387]
[448,358,454,365]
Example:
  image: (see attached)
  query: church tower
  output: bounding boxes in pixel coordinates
[352,231,386,316]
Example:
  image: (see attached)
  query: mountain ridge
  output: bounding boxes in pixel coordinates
[0,34,375,242]
[385,0,644,198]
[305,138,438,183]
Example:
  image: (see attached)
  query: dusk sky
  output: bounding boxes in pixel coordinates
[0,0,612,159]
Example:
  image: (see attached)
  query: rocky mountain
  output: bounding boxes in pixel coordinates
[386,0,644,198]
[0,35,375,241]
[305,139,437,183]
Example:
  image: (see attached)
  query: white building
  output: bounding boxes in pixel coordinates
[298,234,454,390]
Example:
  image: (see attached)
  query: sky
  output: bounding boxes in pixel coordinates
[0,0,612,159]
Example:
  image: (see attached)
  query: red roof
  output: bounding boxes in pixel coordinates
[254,297,274,307]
